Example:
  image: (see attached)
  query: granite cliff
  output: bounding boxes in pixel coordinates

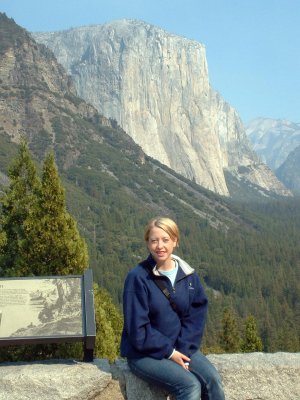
[34,20,290,197]
[0,12,256,237]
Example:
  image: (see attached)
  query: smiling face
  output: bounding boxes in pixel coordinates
[147,226,177,268]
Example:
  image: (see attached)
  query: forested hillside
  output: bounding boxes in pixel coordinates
[0,13,299,352]
[1,128,299,353]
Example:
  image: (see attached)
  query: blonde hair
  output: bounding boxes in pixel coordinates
[144,217,180,245]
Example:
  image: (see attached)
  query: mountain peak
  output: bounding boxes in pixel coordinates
[33,21,290,197]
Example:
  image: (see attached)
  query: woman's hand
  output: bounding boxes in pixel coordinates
[170,350,191,370]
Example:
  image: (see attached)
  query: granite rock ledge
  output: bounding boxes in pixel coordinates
[0,352,299,400]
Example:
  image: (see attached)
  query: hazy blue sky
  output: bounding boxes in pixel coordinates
[1,0,299,124]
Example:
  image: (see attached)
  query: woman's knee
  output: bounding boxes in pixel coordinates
[170,374,201,400]
[206,366,222,385]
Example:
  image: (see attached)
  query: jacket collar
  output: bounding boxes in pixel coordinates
[146,253,194,277]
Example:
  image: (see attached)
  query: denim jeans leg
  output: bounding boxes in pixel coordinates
[128,357,202,400]
[189,351,225,400]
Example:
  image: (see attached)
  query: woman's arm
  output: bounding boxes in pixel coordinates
[175,274,208,356]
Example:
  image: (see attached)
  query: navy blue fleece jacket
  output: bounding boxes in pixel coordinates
[120,254,208,359]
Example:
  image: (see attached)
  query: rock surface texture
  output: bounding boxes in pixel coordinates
[246,117,300,194]
[246,117,300,170]
[0,353,299,400]
[33,20,290,197]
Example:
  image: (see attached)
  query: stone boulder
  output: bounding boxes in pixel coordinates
[0,359,112,400]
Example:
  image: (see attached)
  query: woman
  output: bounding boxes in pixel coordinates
[121,216,225,400]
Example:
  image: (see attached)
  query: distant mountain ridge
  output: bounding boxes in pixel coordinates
[33,20,290,198]
[246,117,300,193]
[276,145,300,194]
[246,117,300,170]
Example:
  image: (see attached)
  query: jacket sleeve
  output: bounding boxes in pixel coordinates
[123,270,174,359]
[175,274,208,357]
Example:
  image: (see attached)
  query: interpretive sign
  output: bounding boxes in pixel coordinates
[0,269,96,361]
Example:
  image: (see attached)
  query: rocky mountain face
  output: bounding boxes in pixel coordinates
[33,20,290,197]
[246,117,300,170]
[0,13,115,169]
[276,145,300,194]
[246,117,300,194]
[0,12,248,234]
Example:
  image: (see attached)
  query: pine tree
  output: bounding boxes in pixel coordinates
[93,283,123,362]
[241,315,263,352]
[0,141,40,276]
[0,231,6,252]
[219,307,241,353]
[20,152,88,276]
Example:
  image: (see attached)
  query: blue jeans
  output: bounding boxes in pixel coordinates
[128,351,225,400]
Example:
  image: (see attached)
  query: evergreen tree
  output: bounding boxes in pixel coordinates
[20,152,88,276]
[219,307,241,353]
[241,315,263,352]
[0,230,6,251]
[0,141,40,276]
[93,283,123,362]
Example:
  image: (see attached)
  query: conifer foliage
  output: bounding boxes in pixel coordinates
[217,309,263,354]
[21,152,88,276]
[93,284,123,362]
[0,143,122,362]
[0,141,41,276]
[0,144,88,276]
[241,315,263,352]
[219,307,241,353]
